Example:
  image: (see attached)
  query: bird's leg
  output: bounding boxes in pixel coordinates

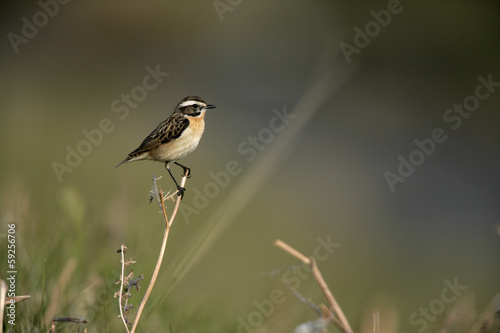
[165,162,186,198]
[174,161,191,178]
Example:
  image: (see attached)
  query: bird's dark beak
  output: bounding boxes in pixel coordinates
[206,104,216,110]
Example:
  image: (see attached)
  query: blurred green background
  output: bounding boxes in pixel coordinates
[1,0,499,332]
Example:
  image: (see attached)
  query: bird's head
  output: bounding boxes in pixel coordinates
[176,96,216,117]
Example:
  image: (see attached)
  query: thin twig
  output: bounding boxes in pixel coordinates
[118,243,130,332]
[168,174,187,227]
[274,239,353,333]
[50,317,87,333]
[130,171,188,333]
[274,239,310,264]
[0,279,6,333]
[310,257,353,333]
[319,304,344,329]
[4,295,31,303]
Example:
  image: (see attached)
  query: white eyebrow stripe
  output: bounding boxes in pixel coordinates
[179,100,206,108]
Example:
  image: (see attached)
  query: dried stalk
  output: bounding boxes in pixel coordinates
[0,280,6,333]
[129,171,188,333]
[274,239,353,333]
[118,243,130,332]
[50,317,88,333]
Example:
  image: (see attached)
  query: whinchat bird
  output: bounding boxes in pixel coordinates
[116,96,216,197]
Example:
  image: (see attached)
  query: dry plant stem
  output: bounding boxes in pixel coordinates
[274,239,353,333]
[319,304,344,329]
[5,295,30,303]
[0,280,6,333]
[274,239,310,264]
[119,244,130,333]
[51,317,88,333]
[310,258,353,333]
[130,171,188,333]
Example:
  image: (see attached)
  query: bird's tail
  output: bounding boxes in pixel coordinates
[115,151,149,167]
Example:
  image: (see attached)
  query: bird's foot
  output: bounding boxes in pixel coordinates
[182,167,191,178]
[174,162,191,178]
[176,185,186,199]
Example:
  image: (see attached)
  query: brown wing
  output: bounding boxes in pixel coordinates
[126,113,189,159]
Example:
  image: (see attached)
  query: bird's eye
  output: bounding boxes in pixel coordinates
[192,104,198,109]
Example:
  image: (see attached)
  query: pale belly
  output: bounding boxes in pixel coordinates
[150,122,204,162]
